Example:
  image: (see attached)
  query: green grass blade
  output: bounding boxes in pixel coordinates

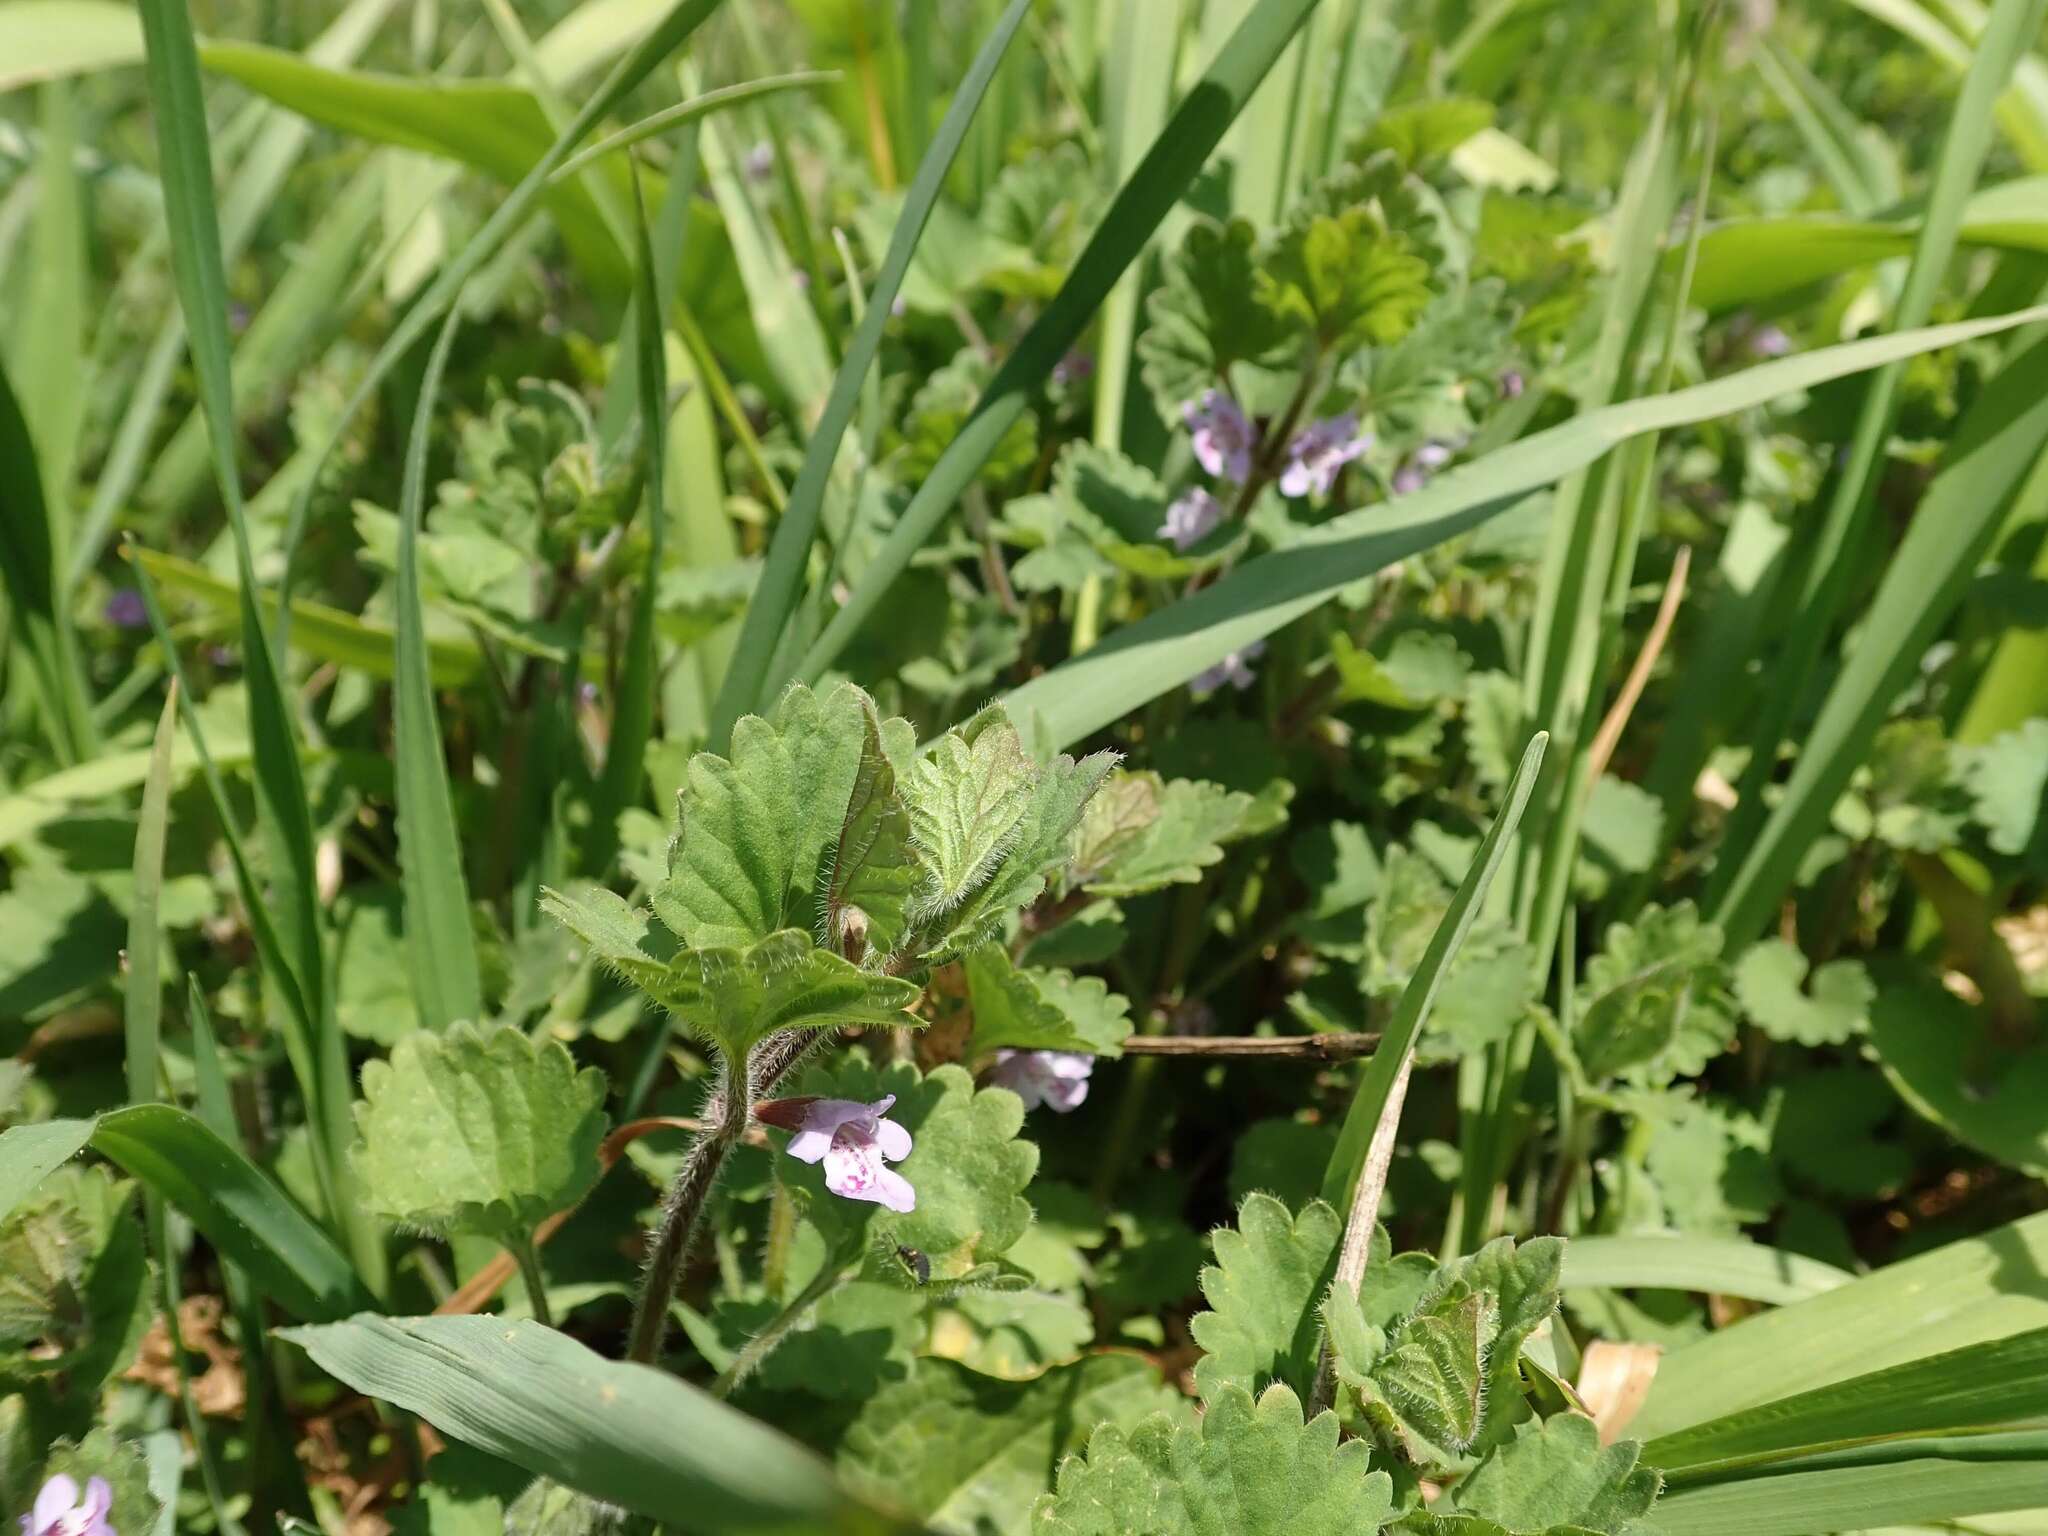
[1754,38,1892,215]
[710,0,1034,744]
[0,356,95,763]
[128,545,484,686]
[279,1315,872,1530]
[1633,1209,2048,1441]
[1708,0,2048,919]
[792,0,1327,693]
[1648,1327,2048,1479]
[550,72,839,184]
[1321,733,1547,1209]
[125,685,179,1104]
[137,0,335,1167]
[1654,1437,2048,1536]
[16,81,84,522]
[393,308,485,1032]
[1560,1234,1852,1307]
[588,171,668,872]
[1000,301,2048,750]
[89,1105,373,1322]
[0,0,142,91]
[1710,329,2048,944]
[0,1119,95,1223]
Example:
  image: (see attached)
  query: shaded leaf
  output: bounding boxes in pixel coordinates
[964,948,1130,1058]
[1190,1194,1342,1403]
[1573,904,1733,1085]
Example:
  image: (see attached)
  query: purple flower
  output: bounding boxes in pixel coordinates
[783,1094,916,1213]
[1157,488,1223,551]
[1192,640,1266,695]
[1499,368,1526,399]
[743,142,775,182]
[1278,413,1371,498]
[1183,390,1255,483]
[1052,349,1096,388]
[104,588,147,630]
[990,1050,1093,1113]
[1392,440,1454,496]
[890,294,908,318]
[21,1475,114,1536]
[1749,324,1792,358]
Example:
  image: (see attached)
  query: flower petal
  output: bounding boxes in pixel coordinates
[874,1116,913,1163]
[873,1165,918,1213]
[823,1136,886,1203]
[785,1128,833,1164]
[32,1476,79,1529]
[794,1097,872,1137]
[81,1479,112,1519]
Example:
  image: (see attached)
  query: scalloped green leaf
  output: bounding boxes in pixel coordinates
[824,700,919,961]
[841,1355,1181,1534]
[1138,215,1300,424]
[964,948,1129,1058]
[1572,903,1733,1086]
[1733,939,1872,1047]
[653,682,869,950]
[352,1025,608,1242]
[1956,718,2048,856]
[1051,443,1244,581]
[1032,1382,1394,1535]
[1189,1194,1342,1402]
[1079,773,1268,897]
[1447,1414,1659,1534]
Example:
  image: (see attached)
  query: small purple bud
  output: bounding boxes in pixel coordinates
[1191,640,1267,696]
[1052,349,1096,388]
[1749,324,1792,358]
[578,680,600,705]
[1499,368,1526,399]
[890,294,908,318]
[1157,487,1224,551]
[790,268,811,291]
[206,644,237,668]
[1278,412,1371,498]
[989,1050,1094,1112]
[743,142,775,182]
[1182,390,1256,484]
[104,587,148,630]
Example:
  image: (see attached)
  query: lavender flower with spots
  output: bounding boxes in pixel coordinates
[1183,390,1255,483]
[1192,639,1266,696]
[103,588,147,630]
[1157,487,1223,551]
[782,1094,916,1212]
[990,1050,1093,1112]
[21,1475,114,1536]
[1278,413,1370,498]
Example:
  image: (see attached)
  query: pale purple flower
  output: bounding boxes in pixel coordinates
[1749,324,1792,358]
[21,1475,114,1536]
[1183,390,1255,483]
[790,268,811,291]
[1052,349,1095,388]
[784,1094,916,1213]
[104,588,147,630]
[990,1050,1093,1112]
[1157,487,1223,551]
[1499,368,1526,399]
[1392,440,1454,496]
[1191,640,1266,695]
[890,294,908,318]
[743,142,775,182]
[1279,413,1371,498]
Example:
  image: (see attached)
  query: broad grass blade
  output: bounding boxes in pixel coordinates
[1561,1234,1851,1307]
[125,685,179,1103]
[793,0,1329,692]
[393,309,484,1032]
[711,0,1035,745]
[1001,302,2048,749]
[1633,1208,2048,1440]
[1321,733,1547,1208]
[281,1314,877,1530]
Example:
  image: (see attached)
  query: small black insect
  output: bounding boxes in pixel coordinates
[895,1245,931,1285]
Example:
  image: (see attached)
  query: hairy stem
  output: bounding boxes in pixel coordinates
[510,1232,554,1330]
[625,1055,754,1365]
[712,1253,854,1398]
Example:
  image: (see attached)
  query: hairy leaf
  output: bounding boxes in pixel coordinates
[964,948,1130,1058]
[1079,773,1269,897]
[1448,1414,1659,1534]
[1190,1194,1343,1403]
[352,1025,608,1241]
[1139,216,1299,422]
[1573,904,1733,1086]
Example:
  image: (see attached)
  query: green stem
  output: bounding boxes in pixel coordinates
[712,1254,854,1398]
[625,1053,754,1365]
[511,1232,554,1330]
